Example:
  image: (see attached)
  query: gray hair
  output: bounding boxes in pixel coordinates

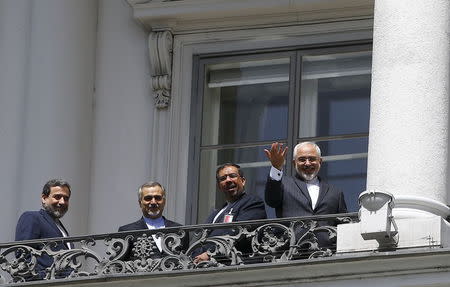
[293,142,322,158]
[137,181,166,201]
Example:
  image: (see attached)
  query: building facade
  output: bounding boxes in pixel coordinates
[0,0,449,285]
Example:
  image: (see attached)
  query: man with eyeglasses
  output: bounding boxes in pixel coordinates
[193,163,267,264]
[118,181,183,259]
[264,141,347,218]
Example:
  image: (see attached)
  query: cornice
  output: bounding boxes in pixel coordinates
[127,0,374,33]
[126,0,374,109]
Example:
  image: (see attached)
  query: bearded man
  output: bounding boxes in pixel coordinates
[118,181,183,260]
[264,142,347,218]
[15,178,73,278]
[193,163,266,264]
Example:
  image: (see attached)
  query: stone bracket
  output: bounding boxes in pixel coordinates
[148,30,173,109]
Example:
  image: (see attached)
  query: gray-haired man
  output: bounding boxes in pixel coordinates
[118,181,183,259]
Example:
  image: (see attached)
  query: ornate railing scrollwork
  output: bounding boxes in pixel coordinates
[0,245,42,282]
[0,213,357,284]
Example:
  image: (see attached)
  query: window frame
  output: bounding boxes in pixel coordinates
[150,19,373,225]
[188,41,372,224]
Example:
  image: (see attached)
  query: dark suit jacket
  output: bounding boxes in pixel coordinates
[205,192,267,226]
[118,216,181,232]
[15,209,70,277]
[118,216,184,260]
[199,192,267,259]
[265,174,347,250]
[265,174,347,218]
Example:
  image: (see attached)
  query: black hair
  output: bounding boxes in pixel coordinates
[215,163,244,182]
[42,179,71,196]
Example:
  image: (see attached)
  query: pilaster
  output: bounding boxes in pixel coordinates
[0,0,32,242]
[18,0,97,236]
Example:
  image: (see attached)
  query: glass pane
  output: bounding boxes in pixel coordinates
[197,146,276,224]
[299,51,372,137]
[290,138,367,212]
[314,137,368,156]
[320,158,367,212]
[202,58,290,146]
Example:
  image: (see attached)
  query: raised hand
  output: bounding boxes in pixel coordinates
[264,142,288,170]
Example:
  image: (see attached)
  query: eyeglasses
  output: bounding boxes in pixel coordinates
[52,194,70,202]
[143,195,164,201]
[217,173,240,182]
[297,156,319,163]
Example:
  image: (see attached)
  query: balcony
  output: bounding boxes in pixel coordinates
[0,214,356,284]
[2,213,450,287]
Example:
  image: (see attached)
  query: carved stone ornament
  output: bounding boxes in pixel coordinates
[148,30,173,109]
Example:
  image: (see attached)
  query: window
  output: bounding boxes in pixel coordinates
[191,44,372,223]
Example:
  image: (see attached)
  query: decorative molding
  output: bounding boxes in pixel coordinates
[148,30,173,109]
[126,0,374,33]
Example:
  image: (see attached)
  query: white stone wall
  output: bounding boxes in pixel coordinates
[0,0,98,241]
[0,0,32,242]
[0,0,154,241]
[88,0,154,234]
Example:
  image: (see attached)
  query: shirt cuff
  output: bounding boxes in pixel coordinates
[269,166,283,181]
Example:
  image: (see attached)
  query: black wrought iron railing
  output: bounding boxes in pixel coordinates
[0,213,358,284]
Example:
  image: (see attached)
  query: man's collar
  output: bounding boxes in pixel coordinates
[295,173,321,183]
[143,216,164,225]
[305,177,319,185]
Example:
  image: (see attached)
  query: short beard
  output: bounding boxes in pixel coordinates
[296,167,318,181]
[146,204,162,218]
[147,210,162,218]
[43,203,66,218]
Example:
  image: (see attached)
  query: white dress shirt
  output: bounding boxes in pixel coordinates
[269,166,320,209]
[305,177,320,209]
[143,217,166,252]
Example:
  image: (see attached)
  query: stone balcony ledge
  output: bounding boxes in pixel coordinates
[4,246,450,287]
